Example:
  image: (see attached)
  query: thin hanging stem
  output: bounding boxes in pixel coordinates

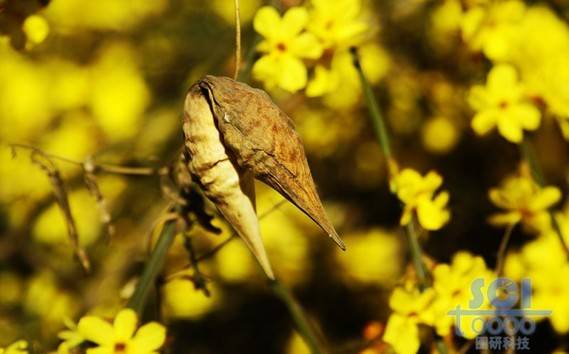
[233,0,241,80]
[350,48,392,162]
[127,220,177,315]
[405,221,429,289]
[495,223,516,276]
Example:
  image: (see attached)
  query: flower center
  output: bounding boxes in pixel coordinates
[276,42,287,52]
[114,342,127,353]
[499,101,509,110]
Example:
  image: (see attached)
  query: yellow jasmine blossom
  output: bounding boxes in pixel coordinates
[531,262,569,333]
[488,175,560,233]
[505,215,569,334]
[383,285,436,354]
[308,0,370,50]
[77,308,166,354]
[57,318,85,353]
[468,64,541,143]
[431,252,495,338]
[507,7,569,140]
[252,6,322,92]
[461,0,526,61]
[306,43,389,102]
[0,341,28,354]
[392,168,451,230]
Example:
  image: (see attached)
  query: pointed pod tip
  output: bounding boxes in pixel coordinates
[330,233,346,251]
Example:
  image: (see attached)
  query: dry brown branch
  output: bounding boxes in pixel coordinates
[83,157,115,240]
[21,148,91,272]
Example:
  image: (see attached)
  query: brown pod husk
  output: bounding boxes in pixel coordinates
[184,84,275,279]
[192,75,345,251]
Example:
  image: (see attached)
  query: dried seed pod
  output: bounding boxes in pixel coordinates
[184,84,274,279]
[183,76,345,278]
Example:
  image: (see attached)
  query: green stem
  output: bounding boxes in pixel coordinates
[353,46,448,354]
[495,223,516,276]
[269,279,324,354]
[405,220,429,290]
[127,220,177,315]
[351,47,392,160]
[520,139,569,258]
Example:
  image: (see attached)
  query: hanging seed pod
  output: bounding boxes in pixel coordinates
[183,76,345,279]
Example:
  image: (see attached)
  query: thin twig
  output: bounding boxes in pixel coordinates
[495,223,516,276]
[26,149,91,272]
[184,236,211,296]
[10,144,159,176]
[405,220,429,289]
[83,158,115,240]
[233,0,241,80]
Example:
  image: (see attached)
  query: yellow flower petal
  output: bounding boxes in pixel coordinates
[132,322,166,351]
[85,348,113,354]
[252,54,279,89]
[78,316,114,345]
[253,6,281,39]
[488,64,518,92]
[497,116,523,143]
[513,103,541,130]
[290,33,322,59]
[417,195,450,230]
[467,85,490,111]
[488,212,521,226]
[383,314,420,354]
[471,110,498,135]
[530,187,561,211]
[281,7,308,36]
[306,65,338,97]
[113,309,138,341]
[277,55,307,92]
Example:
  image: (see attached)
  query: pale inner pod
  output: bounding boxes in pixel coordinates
[183,85,275,279]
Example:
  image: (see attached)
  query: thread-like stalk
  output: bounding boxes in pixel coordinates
[233,0,241,80]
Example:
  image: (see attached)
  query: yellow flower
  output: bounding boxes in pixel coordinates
[383,286,436,354]
[488,175,560,233]
[461,0,526,61]
[504,214,569,334]
[431,252,494,338]
[392,169,450,230]
[306,43,389,102]
[77,308,166,354]
[57,318,85,353]
[307,0,370,50]
[468,64,540,143]
[0,341,28,354]
[252,6,322,92]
